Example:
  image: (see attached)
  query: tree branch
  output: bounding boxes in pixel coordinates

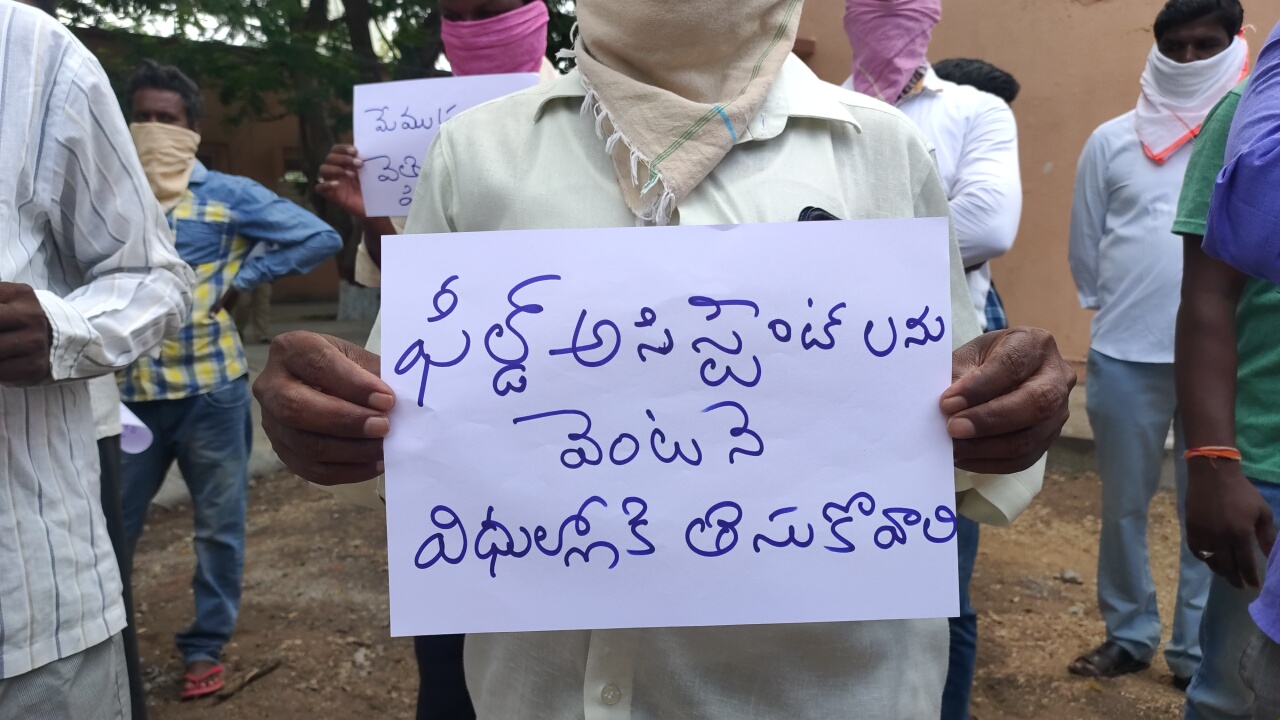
[340,0,381,83]
[303,0,328,32]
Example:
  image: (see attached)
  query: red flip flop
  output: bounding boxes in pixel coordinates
[180,664,225,700]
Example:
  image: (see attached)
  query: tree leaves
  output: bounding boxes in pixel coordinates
[67,0,574,273]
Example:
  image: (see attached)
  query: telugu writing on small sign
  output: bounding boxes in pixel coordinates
[380,219,959,636]
[352,73,539,218]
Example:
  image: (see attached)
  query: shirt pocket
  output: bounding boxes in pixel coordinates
[174,218,230,266]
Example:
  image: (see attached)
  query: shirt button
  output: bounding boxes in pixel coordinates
[601,684,622,706]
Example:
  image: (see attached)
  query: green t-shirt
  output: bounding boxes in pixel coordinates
[1172,83,1244,237]
[1235,281,1280,483]
[1174,80,1280,483]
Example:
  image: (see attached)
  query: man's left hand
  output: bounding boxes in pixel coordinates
[943,328,1076,475]
[210,287,241,317]
[0,282,53,386]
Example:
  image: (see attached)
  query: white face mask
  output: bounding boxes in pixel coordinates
[1135,36,1250,163]
[130,122,201,212]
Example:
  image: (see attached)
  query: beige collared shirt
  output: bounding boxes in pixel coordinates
[335,55,1044,719]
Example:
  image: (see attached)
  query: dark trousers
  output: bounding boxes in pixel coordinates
[941,516,980,720]
[98,436,147,720]
[414,635,473,720]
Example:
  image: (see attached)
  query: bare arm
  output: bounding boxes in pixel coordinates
[363,217,397,267]
[1178,233,1276,588]
[1177,233,1245,450]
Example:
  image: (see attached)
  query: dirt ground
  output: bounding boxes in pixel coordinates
[132,467,1191,719]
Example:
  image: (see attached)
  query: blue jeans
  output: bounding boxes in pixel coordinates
[120,377,252,665]
[1087,351,1210,679]
[941,516,980,720]
[1242,626,1280,720]
[1185,480,1280,720]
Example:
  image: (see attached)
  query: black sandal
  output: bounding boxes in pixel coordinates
[1068,642,1151,678]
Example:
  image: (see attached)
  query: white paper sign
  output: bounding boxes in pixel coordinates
[380,219,958,637]
[119,404,153,454]
[353,74,539,217]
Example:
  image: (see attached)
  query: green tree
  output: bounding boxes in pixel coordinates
[61,0,575,273]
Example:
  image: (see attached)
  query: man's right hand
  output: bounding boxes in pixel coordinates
[316,145,367,220]
[0,282,53,386]
[1186,460,1277,590]
[253,331,394,485]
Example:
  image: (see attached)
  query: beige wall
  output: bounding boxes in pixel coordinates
[798,0,1280,366]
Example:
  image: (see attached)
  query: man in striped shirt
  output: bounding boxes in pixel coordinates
[0,2,195,716]
[116,60,342,699]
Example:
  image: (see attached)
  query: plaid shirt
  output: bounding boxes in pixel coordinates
[984,283,1008,332]
[119,163,342,402]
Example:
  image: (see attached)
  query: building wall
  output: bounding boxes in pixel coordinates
[797,0,1280,366]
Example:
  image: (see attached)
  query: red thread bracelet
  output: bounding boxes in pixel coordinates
[1184,446,1243,462]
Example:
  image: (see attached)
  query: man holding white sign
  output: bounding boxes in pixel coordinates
[317,0,557,291]
[256,0,1075,717]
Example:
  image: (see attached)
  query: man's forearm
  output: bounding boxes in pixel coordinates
[1175,235,1244,449]
[363,217,397,268]
[35,264,192,381]
[235,229,343,290]
[1176,295,1238,446]
[1177,235,1276,590]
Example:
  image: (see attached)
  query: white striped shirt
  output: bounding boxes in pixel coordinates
[0,1,194,679]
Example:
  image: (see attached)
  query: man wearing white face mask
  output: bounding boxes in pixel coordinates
[1067,0,1249,690]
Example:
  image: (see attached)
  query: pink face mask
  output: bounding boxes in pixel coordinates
[845,0,941,103]
[441,1,550,76]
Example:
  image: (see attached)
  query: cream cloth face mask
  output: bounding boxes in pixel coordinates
[131,122,201,212]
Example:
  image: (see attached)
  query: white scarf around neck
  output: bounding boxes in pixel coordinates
[1136,36,1249,164]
